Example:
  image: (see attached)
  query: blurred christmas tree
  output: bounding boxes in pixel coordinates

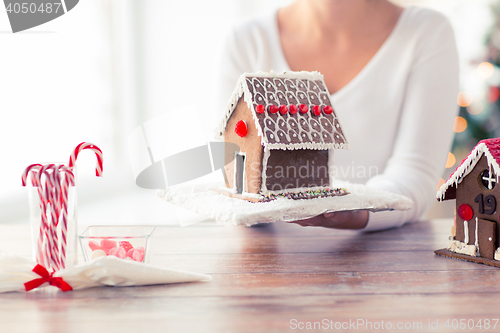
[439,0,500,189]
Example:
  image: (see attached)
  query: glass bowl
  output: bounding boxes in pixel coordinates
[79,226,155,263]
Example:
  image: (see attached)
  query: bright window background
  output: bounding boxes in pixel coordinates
[0,1,118,222]
[0,0,292,224]
[0,0,496,224]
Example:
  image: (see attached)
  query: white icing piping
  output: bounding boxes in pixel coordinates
[244,80,265,148]
[216,75,248,139]
[214,73,266,145]
[475,217,479,256]
[261,147,270,193]
[494,247,500,261]
[264,185,333,195]
[265,142,349,151]
[448,239,477,257]
[244,70,325,80]
[464,220,469,244]
[437,143,500,200]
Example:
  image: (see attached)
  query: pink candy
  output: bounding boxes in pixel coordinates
[100,239,117,254]
[88,240,101,251]
[119,241,133,252]
[127,247,144,262]
[88,240,145,262]
[108,246,126,259]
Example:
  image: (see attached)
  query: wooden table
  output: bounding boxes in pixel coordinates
[1,219,499,333]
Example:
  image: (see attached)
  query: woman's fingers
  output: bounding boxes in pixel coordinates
[290,210,369,229]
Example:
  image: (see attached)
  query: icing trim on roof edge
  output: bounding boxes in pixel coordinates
[265,142,349,150]
[436,142,500,200]
[243,70,324,80]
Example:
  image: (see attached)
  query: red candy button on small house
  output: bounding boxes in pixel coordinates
[312,105,321,116]
[323,106,333,114]
[279,105,288,115]
[457,204,473,221]
[234,120,248,137]
[255,104,265,114]
[269,105,279,114]
[289,105,298,114]
[299,104,309,113]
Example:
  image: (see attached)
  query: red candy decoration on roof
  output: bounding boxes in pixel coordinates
[299,104,308,113]
[312,105,321,116]
[234,120,248,137]
[279,105,288,115]
[289,105,298,115]
[323,106,333,115]
[457,204,473,221]
[255,104,265,114]
[269,105,279,114]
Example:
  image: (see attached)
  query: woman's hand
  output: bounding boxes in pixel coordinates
[290,210,369,230]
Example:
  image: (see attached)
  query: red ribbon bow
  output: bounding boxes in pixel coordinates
[24,264,73,292]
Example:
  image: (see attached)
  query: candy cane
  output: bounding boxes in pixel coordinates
[38,164,61,270]
[49,166,65,271]
[22,164,45,265]
[49,165,67,269]
[22,142,103,271]
[69,142,103,177]
[21,164,42,187]
[51,164,67,224]
[26,165,52,268]
[53,165,65,267]
[23,160,80,270]
[26,169,48,267]
[40,165,59,270]
[57,165,75,268]
[34,167,51,268]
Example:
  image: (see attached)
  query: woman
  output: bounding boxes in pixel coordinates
[216,0,459,231]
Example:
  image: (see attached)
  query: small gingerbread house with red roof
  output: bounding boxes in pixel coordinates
[216,71,348,202]
[436,138,500,266]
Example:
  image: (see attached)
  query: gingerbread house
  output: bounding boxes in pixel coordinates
[436,138,500,267]
[216,71,348,201]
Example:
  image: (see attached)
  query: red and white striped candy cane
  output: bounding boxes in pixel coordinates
[49,164,68,268]
[22,164,46,266]
[51,164,66,223]
[57,165,75,268]
[40,164,59,270]
[30,171,49,267]
[34,166,52,269]
[38,164,61,270]
[21,164,42,187]
[69,142,103,177]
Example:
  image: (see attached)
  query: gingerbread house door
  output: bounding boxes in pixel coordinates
[235,153,245,194]
[477,218,496,259]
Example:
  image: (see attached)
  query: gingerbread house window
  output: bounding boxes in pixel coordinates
[480,169,496,190]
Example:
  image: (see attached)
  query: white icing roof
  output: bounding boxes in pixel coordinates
[436,138,500,200]
[216,71,349,150]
